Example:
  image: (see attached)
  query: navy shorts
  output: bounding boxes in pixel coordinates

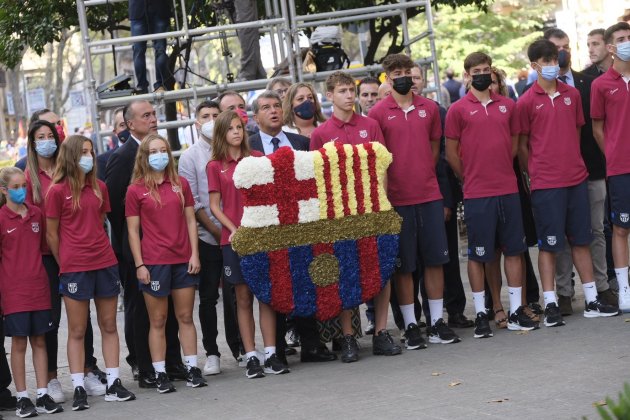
[394,200,449,273]
[4,310,54,337]
[139,263,200,297]
[60,265,121,300]
[464,193,527,262]
[608,174,630,228]
[222,245,246,285]
[531,181,592,252]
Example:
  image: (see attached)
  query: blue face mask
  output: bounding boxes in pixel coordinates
[538,64,560,81]
[8,187,26,205]
[148,152,169,171]
[79,155,93,174]
[615,41,630,62]
[293,100,315,120]
[34,139,57,158]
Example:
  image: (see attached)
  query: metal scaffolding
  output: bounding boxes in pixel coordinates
[76,0,442,152]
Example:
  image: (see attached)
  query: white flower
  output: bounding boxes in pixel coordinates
[234,156,274,189]
[293,150,315,181]
[298,198,320,223]
[241,205,280,228]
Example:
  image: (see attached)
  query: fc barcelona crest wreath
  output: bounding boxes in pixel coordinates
[232,142,401,320]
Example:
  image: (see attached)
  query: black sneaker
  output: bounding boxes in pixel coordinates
[373,329,402,355]
[185,366,207,387]
[71,386,89,411]
[427,318,460,344]
[508,306,538,331]
[245,356,265,379]
[155,372,176,394]
[584,299,620,318]
[35,394,63,414]
[104,378,136,401]
[544,302,565,327]
[16,397,37,418]
[264,353,290,375]
[166,363,188,381]
[404,323,427,350]
[340,335,359,363]
[473,312,493,339]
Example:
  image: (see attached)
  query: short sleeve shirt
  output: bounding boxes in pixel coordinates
[207,151,264,246]
[310,113,385,150]
[125,176,195,265]
[517,81,588,191]
[445,91,519,199]
[590,67,630,177]
[45,179,117,273]
[368,94,443,206]
[0,205,51,315]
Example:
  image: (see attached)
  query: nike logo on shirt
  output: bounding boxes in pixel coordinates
[470,110,478,115]
[388,115,396,120]
[65,196,72,200]
[536,104,544,110]
[330,137,339,142]
[610,88,619,95]
[6,228,16,234]
[143,192,150,196]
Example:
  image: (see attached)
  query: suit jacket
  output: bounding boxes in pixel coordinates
[583,64,604,78]
[522,70,605,180]
[15,156,27,171]
[249,131,310,154]
[96,145,118,182]
[105,138,139,260]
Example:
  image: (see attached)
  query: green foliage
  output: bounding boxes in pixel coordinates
[409,2,555,77]
[596,383,630,420]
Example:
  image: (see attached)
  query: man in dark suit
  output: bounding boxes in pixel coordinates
[249,90,337,364]
[96,108,128,181]
[542,28,615,313]
[105,100,186,386]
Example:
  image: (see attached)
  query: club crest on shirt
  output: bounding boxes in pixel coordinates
[499,105,507,114]
[359,130,368,139]
[547,236,557,246]
[564,97,571,106]
[224,266,232,277]
[172,185,181,193]
[68,283,78,294]
[150,280,160,292]
[475,246,485,256]
[621,213,629,223]
[418,109,427,118]
[31,222,40,233]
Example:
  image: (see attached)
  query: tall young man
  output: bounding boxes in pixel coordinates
[591,21,630,312]
[517,40,618,326]
[369,54,460,346]
[445,52,537,338]
[585,28,613,77]
[310,71,402,362]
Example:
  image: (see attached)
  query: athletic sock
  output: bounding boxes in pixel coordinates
[583,281,598,304]
[508,287,522,314]
[264,347,276,359]
[543,291,557,306]
[428,299,444,326]
[472,291,486,314]
[615,267,629,291]
[71,373,85,389]
[36,388,47,398]
[152,361,166,373]
[183,355,197,372]
[16,390,28,399]
[399,304,416,328]
[106,367,119,387]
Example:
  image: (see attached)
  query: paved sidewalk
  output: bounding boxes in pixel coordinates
[8,248,630,419]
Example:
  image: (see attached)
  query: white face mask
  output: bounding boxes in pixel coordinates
[200,120,214,140]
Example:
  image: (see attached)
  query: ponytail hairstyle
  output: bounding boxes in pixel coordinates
[210,110,251,162]
[51,135,102,212]
[131,134,184,208]
[26,119,60,204]
[0,167,25,208]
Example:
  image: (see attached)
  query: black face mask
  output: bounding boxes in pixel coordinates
[558,49,571,68]
[471,73,493,91]
[117,129,130,144]
[392,76,413,95]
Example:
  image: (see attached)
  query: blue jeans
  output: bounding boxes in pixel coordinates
[131,15,169,90]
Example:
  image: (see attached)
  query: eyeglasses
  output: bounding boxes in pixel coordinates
[275,88,288,96]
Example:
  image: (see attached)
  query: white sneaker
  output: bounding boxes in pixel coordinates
[47,378,65,403]
[84,372,106,396]
[203,355,221,376]
[619,286,630,313]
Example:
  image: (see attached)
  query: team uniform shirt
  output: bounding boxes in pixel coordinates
[309,113,385,150]
[125,176,195,265]
[0,205,51,315]
[45,179,117,273]
[590,67,630,177]
[517,81,588,191]
[207,151,264,246]
[25,168,53,254]
[368,93,443,206]
[445,91,519,199]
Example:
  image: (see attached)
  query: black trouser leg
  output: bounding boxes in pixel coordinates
[443,216,466,316]
[198,241,222,357]
[119,258,137,369]
[42,255,61,373]
[222,283,242,358]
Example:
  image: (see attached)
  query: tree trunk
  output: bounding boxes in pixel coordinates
[6,65,26,138]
